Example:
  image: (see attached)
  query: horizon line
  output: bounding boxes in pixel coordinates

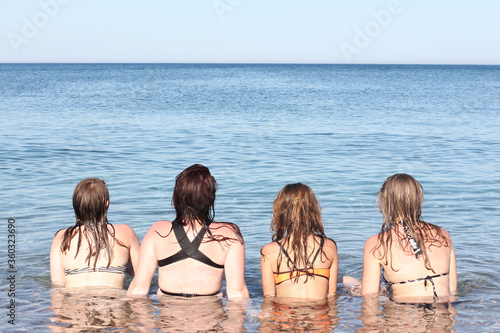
[1,62,499,66]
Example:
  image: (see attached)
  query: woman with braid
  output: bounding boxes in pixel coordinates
[362,174,457,301]
[128,164,249,299]
[50,178,140,288]
[261,183,338,299]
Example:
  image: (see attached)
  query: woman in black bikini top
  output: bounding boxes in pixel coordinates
[361,174,457,300]
[127,164,249,299]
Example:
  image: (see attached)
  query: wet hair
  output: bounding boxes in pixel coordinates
[59,178,123,269]
[164,164,242,244]
[270,183,329,282]
[172,164,217,226]
[374,173,449,272]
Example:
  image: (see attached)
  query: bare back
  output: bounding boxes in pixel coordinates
[362,224,457,301]
[155,221,231,294]
[128,220,248,298]
[261,235,338,299]
[50,224,139,289]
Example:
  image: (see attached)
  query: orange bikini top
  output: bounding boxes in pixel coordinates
[273,237,330,285]
[274,268,330,285]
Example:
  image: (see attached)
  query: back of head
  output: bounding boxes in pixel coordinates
[271,183,323,242]
[73,178,110,226]
[377,173,423,228]
[172,164,217,226]
[271,183,326,279]
[375,174,448,272]
[64,178,116,268]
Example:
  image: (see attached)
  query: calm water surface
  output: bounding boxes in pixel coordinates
[1,64,499,332]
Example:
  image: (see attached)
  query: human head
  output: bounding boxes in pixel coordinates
[377,173,423,225]
[271,183,323,241]
[72,178,109,225]
[172,164,217,225]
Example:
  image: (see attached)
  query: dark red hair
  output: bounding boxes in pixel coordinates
[172,164,217,226]
[166,164,243,245]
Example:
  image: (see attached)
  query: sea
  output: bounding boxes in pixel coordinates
[1,63,499,332]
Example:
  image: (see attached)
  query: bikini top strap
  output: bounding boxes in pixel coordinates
[173,221,224,269]
[401,220,422,259]
[173,221,206,256]
[277,237,325,271]
[310,237,325,265]
[277,241,299,271]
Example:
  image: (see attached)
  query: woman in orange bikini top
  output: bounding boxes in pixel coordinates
[261,183,338,299]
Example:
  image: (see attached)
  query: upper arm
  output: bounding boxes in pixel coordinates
[123,225,141,276]
[50,230,66,286]
[449,240,457,295]
[127,227,158,296]
[327,241,339,296]
[224,237,249,299]
[361,236,382,296]
[260,244,276,297]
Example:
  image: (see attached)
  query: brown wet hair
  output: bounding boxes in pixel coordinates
[270,183,330,282]
[59,178,123,269]
[162,164,242,245]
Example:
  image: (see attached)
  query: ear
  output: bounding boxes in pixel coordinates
[106,200,109,208]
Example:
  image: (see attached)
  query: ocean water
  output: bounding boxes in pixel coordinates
[1,63,499,332]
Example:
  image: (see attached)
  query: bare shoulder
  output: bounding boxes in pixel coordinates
[364,234,380,251]
[52,229,66,243]
[210,221,242,238]
[147,220,173,235]
[112,223,135,234]
[323,237,338,252]
[55,228,66,237]
[439,226,452,238]
[113,223,140,238]
[261,242,279,257]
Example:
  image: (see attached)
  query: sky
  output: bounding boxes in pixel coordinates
[0,0,499,64]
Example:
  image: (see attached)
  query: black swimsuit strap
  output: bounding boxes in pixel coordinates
[384,272,449,299]
[277,241,299,271]
[158,222,224,269]
[310,237,325,265]
[160,288,219,297]
[173,221,206,257]
[277,237,325,272]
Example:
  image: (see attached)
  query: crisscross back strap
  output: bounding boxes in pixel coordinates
[158,222,224,269]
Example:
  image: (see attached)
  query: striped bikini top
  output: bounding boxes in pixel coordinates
[64,264,127,276]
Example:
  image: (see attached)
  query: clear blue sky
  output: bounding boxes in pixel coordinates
[1,0,499,64]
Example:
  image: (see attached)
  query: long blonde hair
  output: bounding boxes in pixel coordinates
[374,174,449,271]
[271,183,329,282]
